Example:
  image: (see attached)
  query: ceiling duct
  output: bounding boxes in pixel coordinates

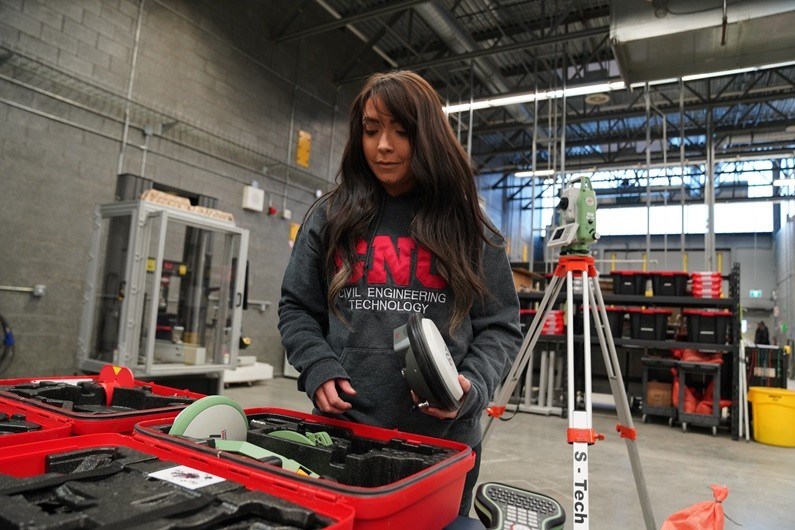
[415,1,530,123]
[611,0,795,84]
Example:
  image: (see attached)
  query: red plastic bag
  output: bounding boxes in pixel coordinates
[671,348,723,363]
[695,381,732,415]
[683,349,724,364]
[662,484,728,530]
[671,376,699,412]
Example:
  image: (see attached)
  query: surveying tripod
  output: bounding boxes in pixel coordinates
[482,178,656,530]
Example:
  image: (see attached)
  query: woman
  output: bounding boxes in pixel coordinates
[278,70,522,515]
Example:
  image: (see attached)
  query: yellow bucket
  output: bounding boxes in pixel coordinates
[747,387,795,447]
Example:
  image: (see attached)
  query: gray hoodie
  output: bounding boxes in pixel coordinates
[278,190,522,447]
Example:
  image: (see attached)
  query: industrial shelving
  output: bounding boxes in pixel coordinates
[515,263,742,437]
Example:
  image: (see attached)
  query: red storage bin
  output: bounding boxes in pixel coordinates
[691,271,722,280]
[0,433,353,529]
[134,407,474,530]
[648,271,689,296]
[690,274,723,286]
[690,272,723,296]
[691,285,723,298]
[683,309,733,344]
[627,308,672,340]
[0,396,72,447]
[520,309,565,335]
[611,270,648,295]
[0,365,204,434]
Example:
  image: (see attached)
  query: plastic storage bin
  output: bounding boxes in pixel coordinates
[691,272,722,282]
[627,308,672,340]
[575,306,626,338]
[747,387,795,447]
[0,396,72,447]
[520,309,564,335]
[134,407,474,530]
[0,433,354,529]
[683,309,732,344]
[648,271,689,296]
[611,270,648,295]
[691,272,724,298]
[0,365,204,434]
[692,285,723,298]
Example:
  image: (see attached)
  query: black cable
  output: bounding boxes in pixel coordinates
[0,312,15,374]
[665,0,740,16]
[498,397,523,421]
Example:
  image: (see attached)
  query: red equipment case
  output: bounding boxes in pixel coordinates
[0,396,72,447]
[0,365,204,434]
[133,407,475,530]
[0,433,354,529]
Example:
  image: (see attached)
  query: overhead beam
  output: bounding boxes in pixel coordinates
[401,25,608,71]
[518,192,795,209]
[273,0,429,44]
[487,147,795,175]
[466,85,795,137]
[471,120,795,157]
[378,4,610,62]
[336,25,609,85]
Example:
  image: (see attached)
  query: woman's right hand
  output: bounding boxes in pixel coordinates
[314,378,357,414]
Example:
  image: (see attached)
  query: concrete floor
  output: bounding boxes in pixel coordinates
[224,376,793,530]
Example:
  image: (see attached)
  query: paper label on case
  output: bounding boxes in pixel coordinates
[148,465,226,489]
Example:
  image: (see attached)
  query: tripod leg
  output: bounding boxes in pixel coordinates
[545,351,555,407]
[570,269,594,529]
[538,351,549,406]
[590,277,657,530]
[483,274,566,444]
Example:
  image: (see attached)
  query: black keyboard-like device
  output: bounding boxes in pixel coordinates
[474,482,565,530]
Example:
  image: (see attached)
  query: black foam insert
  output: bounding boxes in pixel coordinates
[112,386,195,409]
[0,382,195,415]
[0,446,333,529]
[171,412,458,488]
[0,413,42,435]
[2,381,105,411]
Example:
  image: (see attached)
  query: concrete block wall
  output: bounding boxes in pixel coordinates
[0,0,384,378]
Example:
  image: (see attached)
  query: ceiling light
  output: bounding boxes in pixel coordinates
[773,178,795,187]
[666,60,795,86]
[585,93,610,106]
[515,169,555,178]
[681,66,757,82]
[628,60,795,89]
[443,80,626,114]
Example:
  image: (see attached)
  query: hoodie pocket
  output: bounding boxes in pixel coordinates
[339,347,410,414]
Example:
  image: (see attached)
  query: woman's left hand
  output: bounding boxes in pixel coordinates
[413,374,471,420]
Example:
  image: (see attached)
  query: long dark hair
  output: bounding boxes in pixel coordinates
[325,70,500,333]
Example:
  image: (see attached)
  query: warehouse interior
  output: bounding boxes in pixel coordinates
[1,1,794,529]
